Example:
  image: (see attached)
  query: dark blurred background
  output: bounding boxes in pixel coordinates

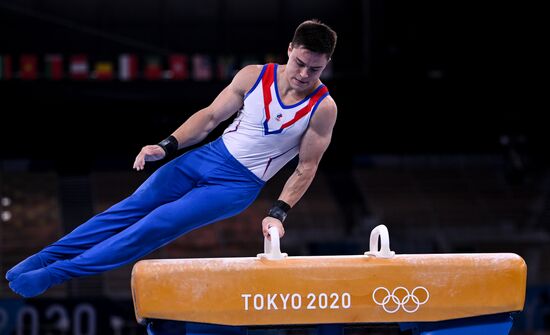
[0,0,548,334]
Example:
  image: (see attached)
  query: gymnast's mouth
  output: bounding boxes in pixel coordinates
[292,78,308,85]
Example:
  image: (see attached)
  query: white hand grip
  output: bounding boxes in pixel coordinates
[257,226,287,260]
[365,224,395,258]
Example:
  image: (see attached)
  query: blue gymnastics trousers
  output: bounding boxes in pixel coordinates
[31,137,264,281]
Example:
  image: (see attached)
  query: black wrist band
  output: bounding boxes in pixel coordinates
[158,135,179,155]
[267,200,291,222]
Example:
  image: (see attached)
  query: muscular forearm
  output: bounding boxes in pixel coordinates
[278,163,318,207]
[171,108,219,149]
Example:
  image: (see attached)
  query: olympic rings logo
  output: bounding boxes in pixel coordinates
[372,286,430,313]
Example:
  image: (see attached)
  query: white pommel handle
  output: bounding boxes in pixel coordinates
[365,224,395,258]
[257,226,288,260]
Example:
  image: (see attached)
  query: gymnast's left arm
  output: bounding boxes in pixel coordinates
[262,97,338,239]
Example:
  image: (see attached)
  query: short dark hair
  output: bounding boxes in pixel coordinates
[291,19,337,58]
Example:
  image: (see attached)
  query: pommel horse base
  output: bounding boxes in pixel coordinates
[131,225,527,334]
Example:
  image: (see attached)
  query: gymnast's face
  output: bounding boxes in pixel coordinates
[286,44,329,92]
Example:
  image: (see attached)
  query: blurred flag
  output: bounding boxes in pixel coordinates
[264,53,284,64]
[144,56,162,80]
[94,61,114,80]
[240,55,259,68]
[192,54,212,81]
[0,55,13,80]
[118,54,138,81]
[45,54,63,80]
[217,55,237,81]
[70,54,89,80]
[20,54,38,80]
[168,54,188,80]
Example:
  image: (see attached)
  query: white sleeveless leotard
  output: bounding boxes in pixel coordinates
[222,63,330,181]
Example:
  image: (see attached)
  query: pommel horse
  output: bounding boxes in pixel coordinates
[131,225,527,334]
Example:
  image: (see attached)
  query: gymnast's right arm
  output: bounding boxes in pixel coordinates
[133,65,260,170]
